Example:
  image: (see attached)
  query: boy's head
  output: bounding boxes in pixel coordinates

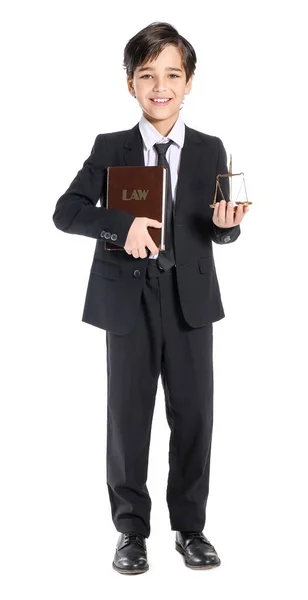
[124,22,196,132]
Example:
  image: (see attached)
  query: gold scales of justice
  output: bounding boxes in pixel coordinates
[209,154,252,211]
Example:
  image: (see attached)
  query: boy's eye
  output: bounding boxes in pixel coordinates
[140,74,179,79]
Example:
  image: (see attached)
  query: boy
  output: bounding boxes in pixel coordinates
[52,21,249,575]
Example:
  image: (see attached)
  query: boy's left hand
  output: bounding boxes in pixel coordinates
[212,200,249,228]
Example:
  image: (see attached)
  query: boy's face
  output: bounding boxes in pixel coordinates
[127,44,193,133]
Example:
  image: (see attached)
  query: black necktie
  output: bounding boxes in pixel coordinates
[153,140,176,271]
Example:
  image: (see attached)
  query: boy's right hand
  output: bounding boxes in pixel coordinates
[124,217,162,259]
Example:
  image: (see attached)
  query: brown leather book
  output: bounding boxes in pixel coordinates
[104,165,168,251]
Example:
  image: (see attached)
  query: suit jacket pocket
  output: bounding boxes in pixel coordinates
[90,258,122,280]
[198,256,214,274]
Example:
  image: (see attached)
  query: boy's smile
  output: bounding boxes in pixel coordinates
[127,44,193,136]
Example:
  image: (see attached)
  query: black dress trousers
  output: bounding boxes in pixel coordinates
[105,261,214,538]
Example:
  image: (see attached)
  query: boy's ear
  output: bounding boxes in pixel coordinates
[185,74,194,94]
[127,75,135,97]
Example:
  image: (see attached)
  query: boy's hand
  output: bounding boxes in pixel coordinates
[124,217,162,259]
[212,200,249,228]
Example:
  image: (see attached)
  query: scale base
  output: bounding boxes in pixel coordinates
[209,201,252,209]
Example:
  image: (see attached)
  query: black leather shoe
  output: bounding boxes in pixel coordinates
[175,531,221,569]
[112,533,149,575]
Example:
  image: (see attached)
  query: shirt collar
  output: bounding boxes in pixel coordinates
[138,113,185,151]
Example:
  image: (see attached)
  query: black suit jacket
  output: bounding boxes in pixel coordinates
[53,122,240,335]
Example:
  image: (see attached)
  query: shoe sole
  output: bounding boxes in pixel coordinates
[112,561,149,575]
[175,542,221,570]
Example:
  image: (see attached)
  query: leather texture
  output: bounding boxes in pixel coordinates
[112,533,149,575]
[104,164,168,250]
[175,531,221,569]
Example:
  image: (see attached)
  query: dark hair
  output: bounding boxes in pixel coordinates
[123,22,197,84]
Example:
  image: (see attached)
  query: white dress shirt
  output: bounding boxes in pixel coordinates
[138,113,185,259]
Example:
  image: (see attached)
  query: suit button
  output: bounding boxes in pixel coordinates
[99,230,106,238]
[111,233,118,241]
[104,232,111,239]
[133,270,141,278]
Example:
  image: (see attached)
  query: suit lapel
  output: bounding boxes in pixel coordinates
[123,123,145,167]
[122,122,203,218]
[175,125,203,217]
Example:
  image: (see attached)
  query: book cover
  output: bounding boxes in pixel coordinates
[104,165,167,251]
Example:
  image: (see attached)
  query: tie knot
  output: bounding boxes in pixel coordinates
[154,139,173,156]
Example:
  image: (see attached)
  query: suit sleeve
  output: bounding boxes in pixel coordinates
[210,137,241,245]
[52,134,135,246]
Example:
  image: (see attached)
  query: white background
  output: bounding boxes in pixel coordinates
[1,0,308,597]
